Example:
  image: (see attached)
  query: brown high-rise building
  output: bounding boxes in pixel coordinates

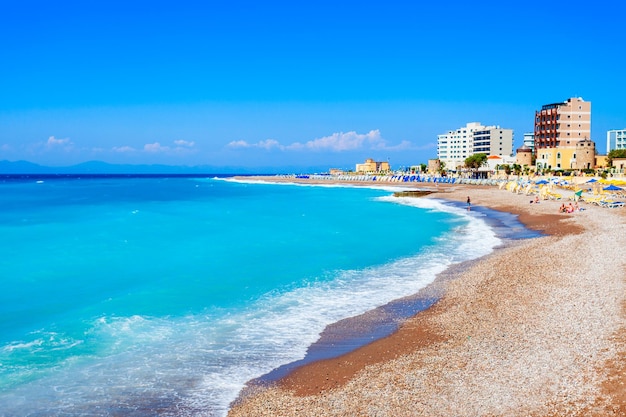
[533,97,591,150]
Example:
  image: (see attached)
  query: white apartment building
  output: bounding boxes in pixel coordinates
[437,122,514,170]
[607,129,626,152]
[523,132,535,152]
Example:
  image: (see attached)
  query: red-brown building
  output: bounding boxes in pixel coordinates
[534,97,591,150]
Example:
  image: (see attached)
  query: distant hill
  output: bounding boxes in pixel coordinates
[0,160,332,175]
[0,160,54,174]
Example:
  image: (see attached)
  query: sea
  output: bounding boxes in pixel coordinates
[0,175,533,416]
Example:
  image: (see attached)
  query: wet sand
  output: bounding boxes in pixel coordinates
[228,178,626,416]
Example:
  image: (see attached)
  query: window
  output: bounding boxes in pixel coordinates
[557,153,561,159]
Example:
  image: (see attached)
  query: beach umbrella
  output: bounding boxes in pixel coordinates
[574,189,583,197]
[586,178,598,183]
[603,184,623,191]
[535,179,549,185]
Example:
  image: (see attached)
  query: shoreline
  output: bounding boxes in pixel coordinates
[240,199,538,389]
[228,178,626,416]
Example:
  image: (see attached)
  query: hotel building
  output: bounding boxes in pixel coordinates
[607,129,626,152]
[534,97,591,149]
[437,122,513,170]
[523,133,535,152]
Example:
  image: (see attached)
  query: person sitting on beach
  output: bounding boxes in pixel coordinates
[559,203,566,213]
[530,196,540,204]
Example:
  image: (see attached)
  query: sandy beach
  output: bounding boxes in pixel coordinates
[228,178,626,416]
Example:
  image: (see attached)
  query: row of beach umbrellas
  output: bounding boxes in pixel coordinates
[533,178,623,191]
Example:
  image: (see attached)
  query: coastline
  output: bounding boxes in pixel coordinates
[227,178,626,416]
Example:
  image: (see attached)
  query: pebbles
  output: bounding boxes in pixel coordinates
[228,187,626,416]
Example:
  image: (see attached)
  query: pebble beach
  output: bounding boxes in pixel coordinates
[228,178,626,416]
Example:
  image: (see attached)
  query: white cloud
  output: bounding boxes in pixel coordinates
[144,142,170,153]
[373,140,412,151]
[227,130,404,153]
[174,139,195,147]
[46,136,72,147]
[227,140,252,148]
[227,139,281,149]
[227,129,420,152]
[1,144,12,152]
[112,146,136,153]
[257,139,281,150]
[290,130,384,151]
[111,140,197,155]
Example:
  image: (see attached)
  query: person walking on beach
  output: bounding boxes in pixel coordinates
[466,196,471,211]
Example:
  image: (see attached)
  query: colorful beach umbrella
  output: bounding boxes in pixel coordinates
[603,184,623,191]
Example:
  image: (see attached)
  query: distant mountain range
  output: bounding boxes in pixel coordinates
[0,160,331,175]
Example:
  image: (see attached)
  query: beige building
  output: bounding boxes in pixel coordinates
[612,157,626,173]
[355,158,390,173]
[516,145,533,167]
[535,138,596,171]
[534,97,591,149]
[596,154,608,169]
[428,159,441,173]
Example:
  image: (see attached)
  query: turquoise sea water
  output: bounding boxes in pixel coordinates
[0,176,502,416]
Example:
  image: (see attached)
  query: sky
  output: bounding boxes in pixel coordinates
[1,0,625,172]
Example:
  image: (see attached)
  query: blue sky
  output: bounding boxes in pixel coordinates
[1,0,624,171]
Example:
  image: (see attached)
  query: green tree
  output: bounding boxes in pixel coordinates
[438,160,446,175]
[465,153,488,174]
[419,163,427,173]
[607,149,626,167]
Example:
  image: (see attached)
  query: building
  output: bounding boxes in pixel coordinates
[427,159,441,174]
[523,133,535,152]
[612,158,626,173]
[596,154,608,169]
[516,145,533,167]
[535,138,596,171]
[533,97,596,171]
[437,122,514,170]
[534,97,591,150]
[485,155,517,172]
[607,129,626,152]
[355,158,390,173]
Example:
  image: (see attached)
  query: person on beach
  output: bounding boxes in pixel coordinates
[466,196,471,211]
